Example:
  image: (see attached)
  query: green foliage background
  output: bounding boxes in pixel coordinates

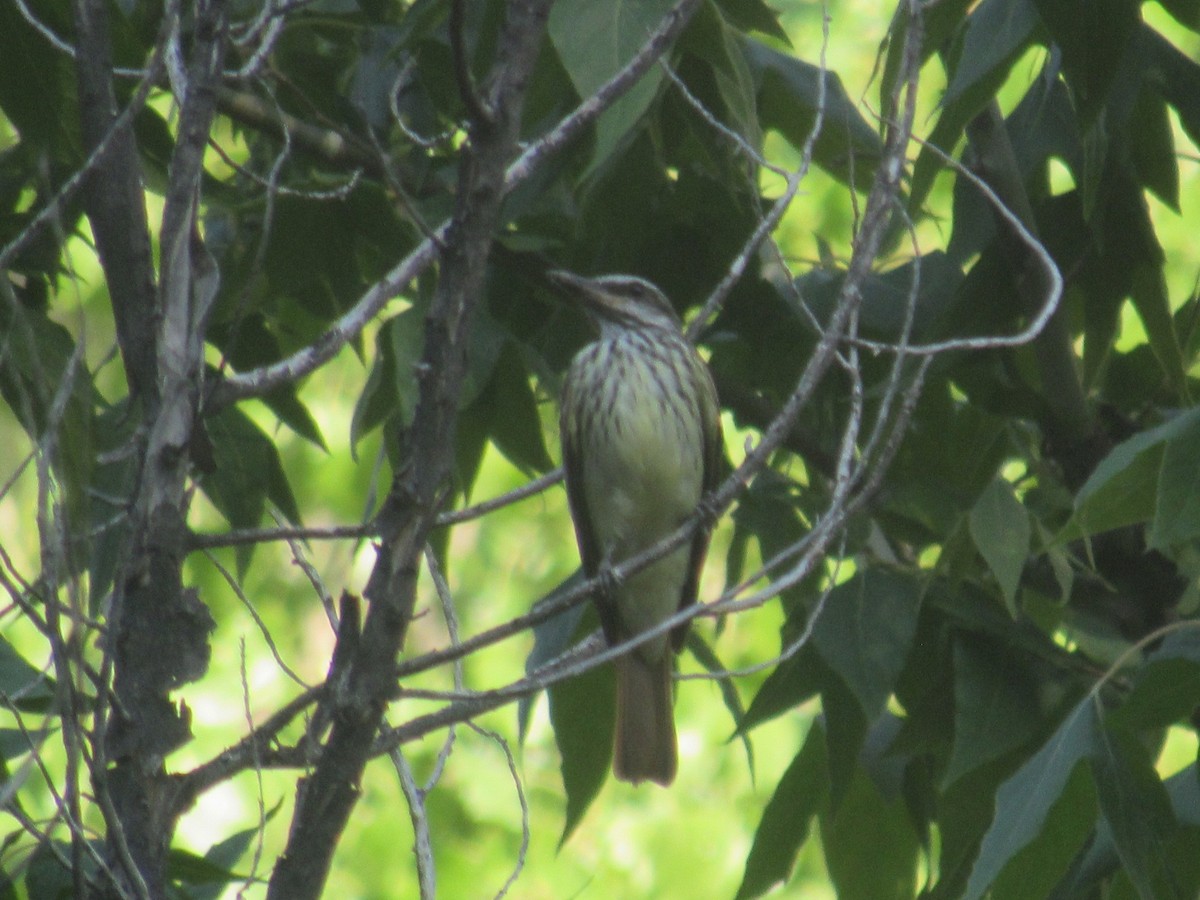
[3,0,1200,896]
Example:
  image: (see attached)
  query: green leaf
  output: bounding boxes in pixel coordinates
[910,0,1039,213]
[1129,84,1180,211]
[713,0,790,43]
[797,252,964,342]
[963,699,1098,900]
[881,0,973,121]
[991,762,1097,900]
[1058,408,1200,542]
[821,747,921,900]
[1032,0,1140,126]
[0,298,95,525]
[944,636,1041,787]
[201,405,303,544]
[480,343,554,474]
[742,38,882,191]
[685,631,754,776]
[811,569,923,720]
[1150,410,1200,549]
[734,720,829,900]
[1158,0,1200,30]
[968,478,1030,615]
[181,818,274,900]
[351,308,423,451]
[1091,722,1181,900]
[548,0,677,171]
[738,648,823,733]
[548,656,614,844]
[517,571,588,743]
[942,0,1040,110]
[1110,630,1200,731]
[168,847,252,888]
[0,637,54,713]
[1149,26,1200,149]
[681,1,761,149]
[820,656,870,811]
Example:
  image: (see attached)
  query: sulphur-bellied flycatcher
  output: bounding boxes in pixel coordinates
[551,270,722,786]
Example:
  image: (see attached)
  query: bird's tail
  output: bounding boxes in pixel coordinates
[613,652,677,786]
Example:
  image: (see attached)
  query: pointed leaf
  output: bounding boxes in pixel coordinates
[518,572,587,743]
[1091,722,1181,900]
[944,636,1041,786]
[964,699,1099,900]
[821,754,921,900]
[811,569,922,720]
[1058,408,1200,542]
[548,0,677,169]
[548,657,614,844]
[0,637,54,713]
[743,38,882,191]
[1150,412,1200,549]
[734,720,829,900]
[968,478,1030,615]
[739,648,823,733]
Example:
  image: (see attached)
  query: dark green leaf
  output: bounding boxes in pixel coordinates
[351,309,424,450]
[821,747,920,900]
[481,343,554,474]
[713,0,790,43]
[681,1,761,149]
[548,0,677,170]
[0,637,54,712]
[1110,630,1200,732]
[548,656,614,844]
[200,406,303,540]
[734,720,829,900]
[797,252,964,342]
[743,38,882,191]
[820,657,870,811]
[1148,26,1200,149]
[964,699,1098,900]
[1129,85,1179,210]
[738,648,823,733]
[910,0,1039,213]
[168,847,251,887]
[182,816,276,900]
[942,0,1040,110]
[881,0,972,120]
[518,571,587,743]
[1031,0,1140,126]
[811,569,922,720]
[1059,408,1200,542]
[1091,722,1181,900]
[944,636,1041,787]
[684,631,753,777]
[1150,411,1200,549]
[0,298,95,524]
[991,762,1097,900]
[968,478,1030,615]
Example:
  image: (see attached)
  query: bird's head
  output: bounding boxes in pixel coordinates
[547,270,681,336]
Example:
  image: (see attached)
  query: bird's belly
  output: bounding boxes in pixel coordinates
[583,394,704,554]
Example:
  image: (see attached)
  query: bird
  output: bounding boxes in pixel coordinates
[551,269,722,786]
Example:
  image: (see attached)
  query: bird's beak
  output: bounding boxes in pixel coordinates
[546,269,591,296]
[547,270,606,318]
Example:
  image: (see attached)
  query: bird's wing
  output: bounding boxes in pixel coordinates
[561,376,624,646]
[673,355,724,651]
